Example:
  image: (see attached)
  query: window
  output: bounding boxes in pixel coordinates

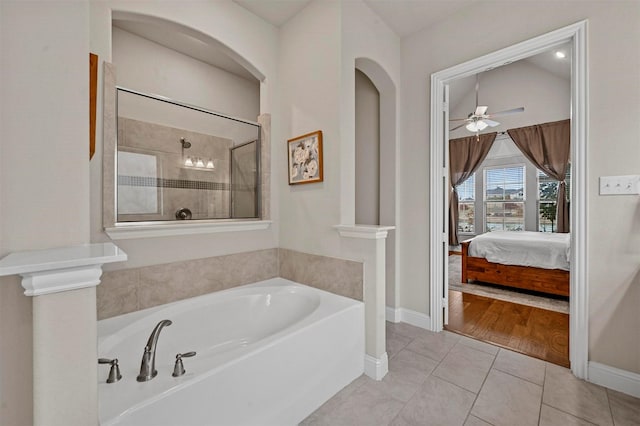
[538,165,571,232]
[456,174,475,233]
[484,165,525,231]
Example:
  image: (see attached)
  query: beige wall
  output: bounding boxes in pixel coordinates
[278,0,343,255]
[400,1,640,373]
[0,2,91,424]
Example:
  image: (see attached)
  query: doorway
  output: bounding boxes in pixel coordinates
[429,22,588,378]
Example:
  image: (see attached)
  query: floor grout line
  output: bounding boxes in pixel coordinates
[463,347,500,426]
[604,388,616,426]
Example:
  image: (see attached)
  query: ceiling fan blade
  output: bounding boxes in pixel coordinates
[483,119,500,127]
[450,123,467,132]
[487,106,525,117]
[475,106,488,116]
[449,117,470,122]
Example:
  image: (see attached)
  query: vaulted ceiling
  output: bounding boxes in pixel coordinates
[233,0,478,37]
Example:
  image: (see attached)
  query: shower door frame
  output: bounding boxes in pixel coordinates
[230,138,261,219]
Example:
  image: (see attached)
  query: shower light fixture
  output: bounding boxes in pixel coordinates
[181,135,215,170]
[183,156,214,170]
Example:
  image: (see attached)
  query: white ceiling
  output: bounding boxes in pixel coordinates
[363,0,479,38]
[113,2,570,89]
[233,0,478,38]
[234,0,313,27]
[449,42,571,110]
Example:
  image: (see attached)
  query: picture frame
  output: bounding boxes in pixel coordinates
[287,130,323,185]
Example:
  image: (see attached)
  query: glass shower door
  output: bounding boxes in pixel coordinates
[230,140,259,218]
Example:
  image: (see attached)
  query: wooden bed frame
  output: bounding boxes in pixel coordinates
[461,241,570,297]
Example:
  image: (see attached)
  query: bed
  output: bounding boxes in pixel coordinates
[461,231,570,297]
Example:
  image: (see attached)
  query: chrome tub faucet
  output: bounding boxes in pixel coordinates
[137,319,172,382]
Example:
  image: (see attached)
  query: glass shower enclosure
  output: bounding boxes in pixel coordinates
[115,87,261,223]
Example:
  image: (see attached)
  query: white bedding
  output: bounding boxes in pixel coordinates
[467,231,570,271]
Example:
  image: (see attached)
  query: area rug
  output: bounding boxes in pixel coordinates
[448,255,569,314]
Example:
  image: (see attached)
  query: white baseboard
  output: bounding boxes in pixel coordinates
[588,361,640,398]
[364,352,388,381]
[385,306,432,330]
[399,308,432,330]
[385,306,401,323]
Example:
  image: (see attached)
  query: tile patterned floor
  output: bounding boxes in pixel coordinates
[301,322,640,426]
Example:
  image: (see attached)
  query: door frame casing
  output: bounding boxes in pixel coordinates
[428,20,588,378]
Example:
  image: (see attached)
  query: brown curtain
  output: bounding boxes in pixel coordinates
[507,119,570,233]
[449,132,497,245]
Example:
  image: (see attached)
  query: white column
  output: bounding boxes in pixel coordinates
[335,225,394,380]
[0,243,126,426]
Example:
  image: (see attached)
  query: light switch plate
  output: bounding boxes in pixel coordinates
[599,175,640,195]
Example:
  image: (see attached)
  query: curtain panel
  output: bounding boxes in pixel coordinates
[507,119,570,233]
[448,132,497,245]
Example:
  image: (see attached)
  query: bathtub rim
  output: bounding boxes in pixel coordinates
[98,277,360,336]
[98,277,364,425]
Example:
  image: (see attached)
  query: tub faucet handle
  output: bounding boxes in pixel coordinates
[172,351,196,377]
[98,358,122,383]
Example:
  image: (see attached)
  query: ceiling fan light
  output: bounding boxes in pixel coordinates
[466,120,488,132]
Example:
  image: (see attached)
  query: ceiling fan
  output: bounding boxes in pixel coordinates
[450,74,524,135]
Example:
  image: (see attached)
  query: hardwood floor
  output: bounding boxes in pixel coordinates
[445,290,570,367]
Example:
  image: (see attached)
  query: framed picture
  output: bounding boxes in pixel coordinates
[287,130,323,185]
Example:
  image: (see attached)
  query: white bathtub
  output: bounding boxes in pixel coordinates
[98,278,364,426]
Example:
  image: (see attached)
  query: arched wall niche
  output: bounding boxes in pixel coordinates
[112,10,266,82]
[354,57,398,309]
[354,57,396,227]
[102,9,274,238]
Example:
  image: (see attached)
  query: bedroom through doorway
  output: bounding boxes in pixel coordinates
[445,115,571,366]
[432,25,587,369]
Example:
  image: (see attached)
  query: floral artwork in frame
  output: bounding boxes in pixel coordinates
[287,130,323,185]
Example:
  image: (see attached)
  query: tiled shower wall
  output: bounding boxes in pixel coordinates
[98,248,363,319]
[117,117,233,221]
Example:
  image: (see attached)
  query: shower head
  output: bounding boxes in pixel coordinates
[180,138,192,149]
